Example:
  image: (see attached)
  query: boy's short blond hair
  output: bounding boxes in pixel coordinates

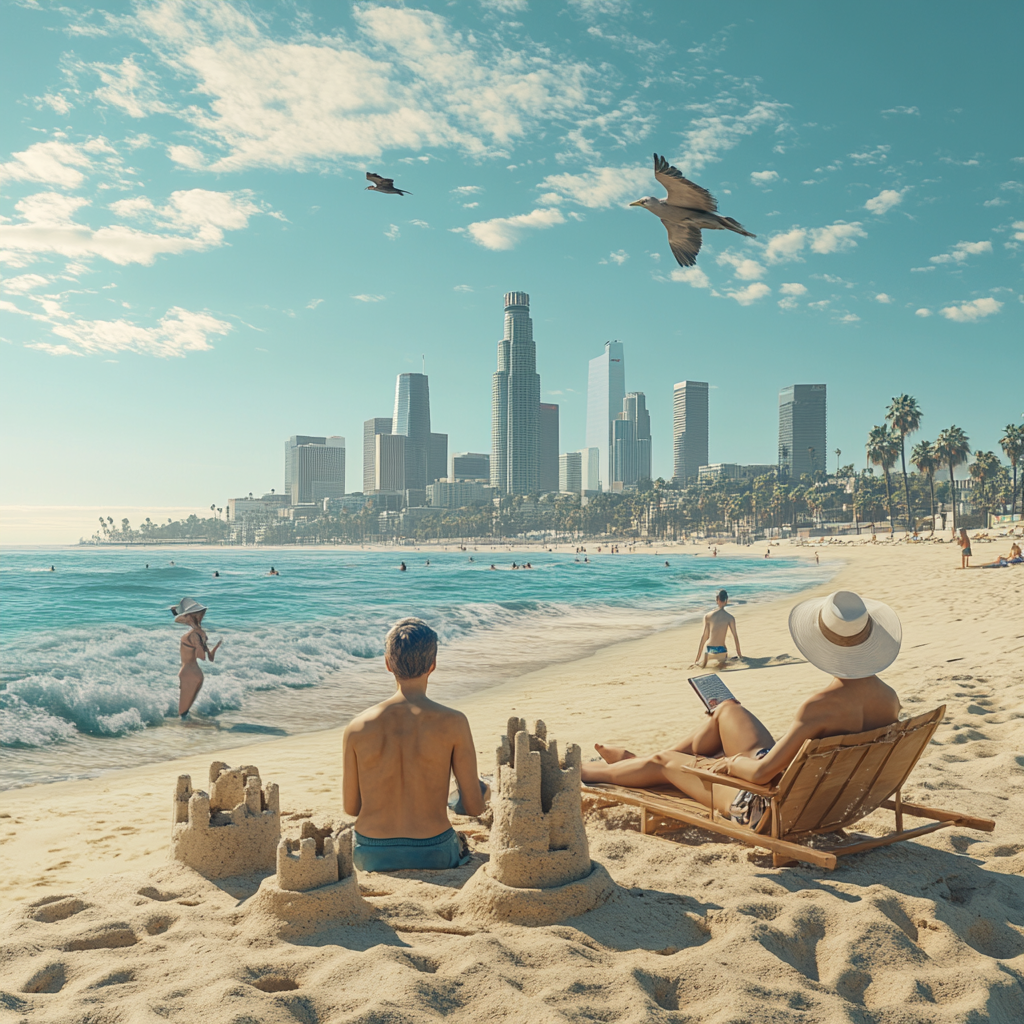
[384,617,438,680]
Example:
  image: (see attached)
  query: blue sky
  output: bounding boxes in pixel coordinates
[2,0,1021,538]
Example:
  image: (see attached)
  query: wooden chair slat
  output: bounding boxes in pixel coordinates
[816,740,896,830]
[786,746,874,833]
[851,719,941,819]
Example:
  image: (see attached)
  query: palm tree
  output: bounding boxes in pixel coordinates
[934,426,971,533]
[998,423,1023,517]
[834,448,842,476]
[910,440,938,532]
[866,425,900,535]
[886,394,922,533]
[969,451,1001,517]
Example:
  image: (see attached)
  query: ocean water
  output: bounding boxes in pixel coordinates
[0,547,827,789]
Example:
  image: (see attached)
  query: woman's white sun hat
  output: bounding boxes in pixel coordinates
[788,590,901,678]
[171,597,208,623]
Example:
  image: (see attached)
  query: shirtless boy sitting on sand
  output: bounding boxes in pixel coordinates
[585,591,902,830]
[343,617,486,871]
[694,589,743,668]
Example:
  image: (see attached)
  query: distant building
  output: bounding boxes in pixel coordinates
[672,381,708,483]
[374,432,406,494]
[426,480,495,508]
[491,291,541,494]
[393,373,432,491]
[559,451,582,494]
[579,447,601,495]
[611,391,651,489]
[778,384,827,482]
[326,494,372,515]
[698,463,777,484]
[586,341,626,491]
[451,452,490,481]
[538,402,560,492]
[362,418,392,494]
[429,432,448,485]
[284,435,345,504]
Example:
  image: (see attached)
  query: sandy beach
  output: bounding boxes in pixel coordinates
[2,540,1022,1022]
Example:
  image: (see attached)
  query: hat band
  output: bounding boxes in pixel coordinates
[818,610,873,647]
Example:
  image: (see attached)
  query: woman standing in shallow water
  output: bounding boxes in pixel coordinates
[171,597,222,720]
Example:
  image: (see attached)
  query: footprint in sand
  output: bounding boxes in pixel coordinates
[29,896,87,923]
[20,962,67,994]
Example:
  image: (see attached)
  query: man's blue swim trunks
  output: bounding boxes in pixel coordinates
[352,828,469,872]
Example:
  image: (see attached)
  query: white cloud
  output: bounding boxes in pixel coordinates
[384,224,400,241]
[669,266,710,288]
[915,308,932,317]
[764,228,806,263]
[1,189,269,268]
[409,219,430,229]
[836,312,860,323]
[938,297,1003,322]
[808,299,831,310]
[849,145,891,165]
[463,207,565,250]
[874,293,893,303]
[462,202,479,209]
[1,274,50,294]
[1013,221,1024,241]
[538,164,650,208]
[779,282,807,296]
[352,294,386,302]
[81,4,594,171]
[567,0,631,14]
[453,284,473,292]
[450,185,483,196]
[865,189,904,215]
[881,106,919,116]
[677,101,787,174]
[777,297,798,309]
[724,282,770,305]
[983,197,1008,207]
[809,221,867,254]
[0,140,95,189]
[603,249,629,265]
[929,240,992,265]
[40,93,73,116]
[306,298,323,309]
[750,170,778,185]
[717,251,764,280]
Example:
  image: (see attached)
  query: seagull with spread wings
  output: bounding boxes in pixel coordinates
[629,154,755,267]
[365,172,412,196]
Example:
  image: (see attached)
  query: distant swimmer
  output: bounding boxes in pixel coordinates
[171,597,222,720]
[469,557,474,562]
[584,557,589,563]
[146,563,149,569]
[268,567,280,576]
[49,565,55,572]
[490,564,497,570]
[664,561,670,567]
[400,562,407,571]
[213,571,220,577]
[170,561,175,566]
[426,560,430,566]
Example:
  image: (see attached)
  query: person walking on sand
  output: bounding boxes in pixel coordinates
[171,597,222,720]
[584,590,903,832]
[958,528,972,569]
[694,589,743,669]
[342,618,486,871]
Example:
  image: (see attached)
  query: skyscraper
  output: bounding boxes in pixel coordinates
[559,451,582,493]
[491,291,541,494]
[429,432,448,484]
[611,392,652,488]
[579,447,601,494]
[285,435,345,503]
[362,417,392,493]
[673,380,708,483]
[586,341,626,491]
[778,384,827,481]
[392,373,432,491]
[374,433,406,493]
[451,452,490,481]
[538,402,560,492]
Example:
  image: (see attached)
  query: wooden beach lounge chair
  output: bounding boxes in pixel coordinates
[582,706,994,870]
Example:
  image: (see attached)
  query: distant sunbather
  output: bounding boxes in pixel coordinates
[342,618,486,871]
[584,591,903,830]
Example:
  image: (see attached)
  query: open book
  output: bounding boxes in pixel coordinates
[688,673,737,715]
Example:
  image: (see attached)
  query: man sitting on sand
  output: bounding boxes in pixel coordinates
[343,618,486,871]
[585,591,902,831]
[693,589,743,668]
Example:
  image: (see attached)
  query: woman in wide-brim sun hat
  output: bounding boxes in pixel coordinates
[788,590,902,679]
[171,596,222,719]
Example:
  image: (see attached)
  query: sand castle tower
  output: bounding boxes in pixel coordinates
[170,762,280,878]
[456,718,615,925]
[247,821,371,937]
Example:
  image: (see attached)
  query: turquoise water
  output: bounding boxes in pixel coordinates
[0,546,826,788]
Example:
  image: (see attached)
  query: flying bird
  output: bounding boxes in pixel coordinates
[629,153,755,267]
[365,172,412,196]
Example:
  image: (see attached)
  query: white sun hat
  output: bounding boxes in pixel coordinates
[788,590,901,679]
[171,597,208,623]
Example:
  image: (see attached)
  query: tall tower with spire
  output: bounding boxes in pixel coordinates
[491,292,540,495]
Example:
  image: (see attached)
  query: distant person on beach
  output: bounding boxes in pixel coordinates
[957,529,972,569]
[693,590,743,669]
[584,590,903,832]
[815,551,820,565]
[343,618,486,871]
[171,597,222,720]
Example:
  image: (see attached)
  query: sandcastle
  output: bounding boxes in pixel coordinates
[248,821,371,937]
[456,718,616,925]
[170,762,280,878]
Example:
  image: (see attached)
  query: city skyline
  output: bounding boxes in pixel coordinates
[2,2,1020,543]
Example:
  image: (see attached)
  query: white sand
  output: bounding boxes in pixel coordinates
[2,541,1023,1022]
